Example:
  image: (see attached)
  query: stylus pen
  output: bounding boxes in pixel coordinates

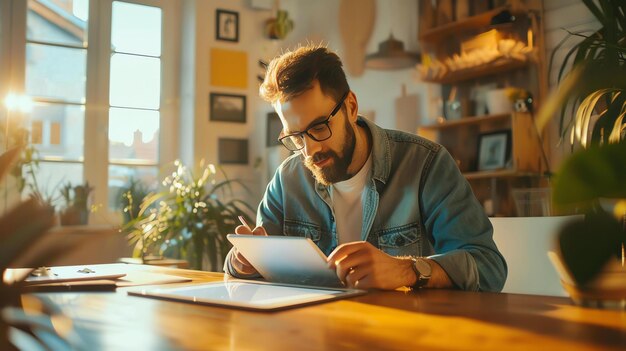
[238,216,251,230]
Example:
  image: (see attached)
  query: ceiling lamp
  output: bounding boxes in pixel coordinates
[365,34,421,70]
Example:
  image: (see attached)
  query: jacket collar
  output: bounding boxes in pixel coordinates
[358,116,390,185]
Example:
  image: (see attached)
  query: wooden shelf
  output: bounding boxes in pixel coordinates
[421,58,529,85]
[463,169,540,180]
[420,7,507,43]
[420,113,511,131]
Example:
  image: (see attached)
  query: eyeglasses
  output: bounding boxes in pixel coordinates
[278,92,348,151]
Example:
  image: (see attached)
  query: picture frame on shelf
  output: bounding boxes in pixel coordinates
[477,130,511,171]
[210,93,246,123]
[216,9,239,42]
[218,138,248,165]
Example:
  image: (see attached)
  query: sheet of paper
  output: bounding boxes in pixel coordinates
[4,264,127,285]
[115,271,190,287]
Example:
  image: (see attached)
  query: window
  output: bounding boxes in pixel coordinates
[107,1,162,210]
[1,0,178,224]
[25,0,89,192]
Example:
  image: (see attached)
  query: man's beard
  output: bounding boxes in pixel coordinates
[304,117,356,186]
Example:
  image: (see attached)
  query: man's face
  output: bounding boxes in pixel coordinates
[275,82,356,185]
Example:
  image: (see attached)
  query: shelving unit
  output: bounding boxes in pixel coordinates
[420,7,508,43]
[421,58,529,85]
[417,1,548,216]
[418,112,544,176]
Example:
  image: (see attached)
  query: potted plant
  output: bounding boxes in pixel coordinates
[118,177,152,225]
[58,181,94,226]
[264,9,294,40]
[536,0,626,306]
[123,160,255,271]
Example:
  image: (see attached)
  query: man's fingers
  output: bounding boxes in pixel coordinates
[251,226,268,236]
[327,241,369,268]
[335,250,371,272]
[334,250,369,283]
[345,267,370,288]
[234,250,251,266]
[234,225,253,235]
[351,274,373,289]
[338,261,372,287]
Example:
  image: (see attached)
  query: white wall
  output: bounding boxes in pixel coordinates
[179,0,431,208]
[279,0,432,130]
[180,0,279,206]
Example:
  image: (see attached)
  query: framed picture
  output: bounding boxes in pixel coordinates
[216,9,239,42]
[210,93,246,123]
[266,112,282,147]
[477,130,511,171]
[218,138,248,164]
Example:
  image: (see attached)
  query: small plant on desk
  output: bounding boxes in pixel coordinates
[58,181,94,226]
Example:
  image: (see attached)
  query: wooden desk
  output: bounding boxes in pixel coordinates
[23,266,626,350]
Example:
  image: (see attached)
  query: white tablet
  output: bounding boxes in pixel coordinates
[227,235,343,288]
[128,280,365,311]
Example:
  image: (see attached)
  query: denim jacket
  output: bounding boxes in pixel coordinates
[225,117,507,292]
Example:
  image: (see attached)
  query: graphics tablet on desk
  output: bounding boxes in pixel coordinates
[128,280,366,311]
[226,234,343,288]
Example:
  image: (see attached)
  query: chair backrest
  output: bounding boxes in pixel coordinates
[490,216,580,297]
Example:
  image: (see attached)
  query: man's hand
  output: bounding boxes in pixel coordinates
[230,224,268,275]
[326,241,416,290]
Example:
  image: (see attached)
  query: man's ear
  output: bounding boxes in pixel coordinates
[346,91,359,123]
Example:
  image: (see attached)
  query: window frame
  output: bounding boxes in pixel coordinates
[0,0,180,225]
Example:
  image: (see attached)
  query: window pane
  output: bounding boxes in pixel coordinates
[108,165,158,210]
[111,1,161,56]
[27,0,89,47]
[109,53,160,109]
[29,102,84,161]
[26,43,86,103]
[25,161,83,207]
[109,107,159,163]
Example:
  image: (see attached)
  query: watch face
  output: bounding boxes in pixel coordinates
[415,259,432,277]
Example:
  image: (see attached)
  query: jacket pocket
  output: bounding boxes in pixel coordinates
[377,223,420,257]
[284,219,321,243]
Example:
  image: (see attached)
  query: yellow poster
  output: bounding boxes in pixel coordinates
[210,48,248,89]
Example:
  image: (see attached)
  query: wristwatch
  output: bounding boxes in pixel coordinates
[410,257,432,289]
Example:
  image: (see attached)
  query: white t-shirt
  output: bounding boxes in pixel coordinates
[330,153,373,244]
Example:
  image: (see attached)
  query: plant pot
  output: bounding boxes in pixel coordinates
[547,198,626,308]
[264,10,293,40]
[60,208,89,226]
[549,251,626,309]
[485,89,513,115]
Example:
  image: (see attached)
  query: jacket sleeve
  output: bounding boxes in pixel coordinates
[223,166,285,278]
[420,148,507,292]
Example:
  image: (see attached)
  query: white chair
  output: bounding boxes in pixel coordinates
[490,216,580,297]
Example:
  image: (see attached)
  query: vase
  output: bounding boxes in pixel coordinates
[59,207,88,226]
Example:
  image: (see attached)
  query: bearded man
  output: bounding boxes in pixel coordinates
[224,45,507,292]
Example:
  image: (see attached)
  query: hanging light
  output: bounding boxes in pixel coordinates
[365,34,420,70]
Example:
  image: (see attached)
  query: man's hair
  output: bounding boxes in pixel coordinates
[259,44,350,104]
